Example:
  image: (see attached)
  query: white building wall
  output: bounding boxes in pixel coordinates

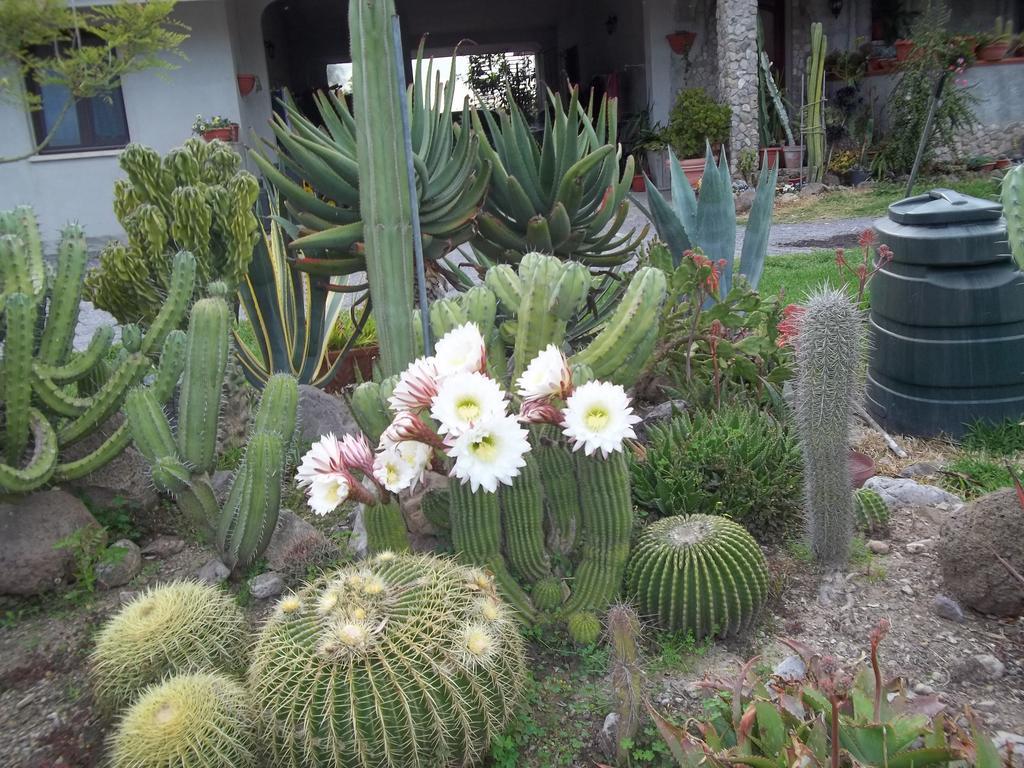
[0,0,243,245]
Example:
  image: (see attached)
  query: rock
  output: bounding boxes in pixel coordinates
[196,557,230,584]
[348,505,369,559]
[822,173,841,186]
[905,539,932,554]
[939,487,1024,617]
[0,489,105,596]
[94,539,142,589]
[951,653,1005,683]
[263,509,331,571]
[931,594,965,623]
[867,540,890,554]
[64,414,158,511]
[297,385,359,445]
[598,712,621,759]
[735,188,757,214]
[118,590,138,605]
[912,682,935,695]
[211,469,234,504]
[799,182,826,197]
[975,699,996,710]
[141,535,185,558]
[636,399,688,438]
[774,655,806,682]
[900,584,915,596]
[779,192,799,204]
[398,471,449,547]
[249,571,285,600]
[900,461,943,478]
[994,732,1024,767]
[864,476,962,509]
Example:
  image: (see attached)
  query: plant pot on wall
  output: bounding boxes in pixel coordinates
[894,39,914,61]
[201,124,239,143]
[666,31,696,56]
[759,146,781,169]
[237,74,259,96]
[976,42,1011,61]
[782,144,803,169]
[631,173,645,192]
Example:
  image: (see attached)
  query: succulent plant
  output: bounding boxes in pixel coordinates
[249,552,526,768]
[107,672,258,768]
[794,287,864,565]
[626,514,769,638]
[90,581,249,712]
[1002,164,1024,268]
[363,500,411,554]
[567,611,602,645]
[606,603,642,765]
[125,296,298,570]
[854,488,890,535]
[0,208,190,494]
[85,139,259,325]
[806,23,828,184]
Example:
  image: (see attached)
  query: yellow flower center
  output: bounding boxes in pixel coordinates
[279,597,302,614]
[456,397,481,422]
[470,434,498,462]
[384,463,400,486]
[584,405,609,432]
[464,626,494,657]
[337,623,367,647]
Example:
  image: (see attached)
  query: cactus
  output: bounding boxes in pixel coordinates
[90,581,249,713]
[363,500,411,553]
[645,143,778,292]
[854,488,890,536]
[1002,164,1024,268]
[606,603,642,765]
[85,140,259,325]
[472,86,647,266]
[108,673,258,768]
[0,210,191,494]
[806,23,827,183]
[794,287,864,565]
[126,296,298,570]
[566,611,601,645]
[626,515,769,638]
[249,553,526,768]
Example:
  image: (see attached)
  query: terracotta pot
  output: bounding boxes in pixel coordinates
[781,144,803,170]
[849,450,876,489]
[666,31,696,56]
[759,146,781,169]
[980,161,998,172]
[894,39,914,61]
[679,157,705,188]
[322,345,379,393]
[631,173,645,192]
[995,158,1012,170]
[237,74,257,96]
[201,125,238,143]
[976,42,1011,62]
[866,57,896,75]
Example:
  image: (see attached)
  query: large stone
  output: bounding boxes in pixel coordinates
[939,487,1024,617]
[735,188,757,214]
[864,476,962,509]
[297,385,359,445]
[0,489,104,596]
[95,539,142,589]
[799,182,827,197]
[196,557,230,584]
[263,508,331,571]
[64,414,158,511]
[249,571,285,600]
[636,399,688,438]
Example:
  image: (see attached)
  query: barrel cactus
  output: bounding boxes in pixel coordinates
[249,553,526,768]
[853,488,890,535]
[90,581,249,712]
[107,672,258,768]
[567,611,602,646]
[626,515,769,638]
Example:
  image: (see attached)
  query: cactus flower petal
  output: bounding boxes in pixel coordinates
[388,355,441,413]
[516,344,572,402]
[561,381,639,457]
[433,322,487,378]
[430,371,508,437]
[448,415,530,493]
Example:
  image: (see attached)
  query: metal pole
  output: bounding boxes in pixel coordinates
[392,14,432,355]
[905,70,950,198]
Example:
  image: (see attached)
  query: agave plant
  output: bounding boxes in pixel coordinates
[471,86,647,267]
[249,47,489,292]
[644,144,777,296]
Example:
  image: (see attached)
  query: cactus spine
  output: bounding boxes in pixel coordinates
[126,296,298,570]
[793,287,863,565]
[250,553,527,768]
[85,140,259,325]
[0,209,191,494]
[1002,164,1024,268]
[626,515,769,638]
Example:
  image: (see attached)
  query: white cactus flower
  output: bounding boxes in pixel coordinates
[433,322,486,378]
[388,356,440,413]
[448,414,530,493]
[431,371,508,437]
[295,433,344,488]
[516,344,572,401]
[372,440,431,493]
[307,472,351,516]
[561,380,640,457]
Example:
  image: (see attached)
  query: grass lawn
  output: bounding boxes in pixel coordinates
[758,249,861,304]
[767,173,1002,225]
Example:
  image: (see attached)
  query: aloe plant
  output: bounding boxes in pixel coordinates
[644,144,778,295]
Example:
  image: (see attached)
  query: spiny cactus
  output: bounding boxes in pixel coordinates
[794,287,864,565]
[854,488,890,536]
[606,603,642,765]
[1002,164,1024,268]
[626,515,769,638]
[0,209,191,494]
[567,611,601,645]
[85,139,259,325]
[90,581,249,712]
[107,672,258,768]
[363,500,411,554]
[250,553,526,768]
[125,296,298,570]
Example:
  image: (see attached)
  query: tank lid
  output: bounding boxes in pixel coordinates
[888,188,1003,225]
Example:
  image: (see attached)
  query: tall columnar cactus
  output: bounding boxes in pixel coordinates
[107,673,258,768]
[0,209,191,494]
[90,581,249,713]
[794,287,863,565]
[606,603,642,765]
[626,514,769,638]
[125,296,298,570]
[853,487,890,536]
[1002,164,1024,268]
[85,139,259,325]
[250,553,526,768]
[806,23,827,184]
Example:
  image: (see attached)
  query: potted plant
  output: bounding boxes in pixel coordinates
[666,30,696,56]
[192,115,239,142]
[664,88,731,187]
[894,38,915,60]
[976,17,1015,61]
[322,312,379,393]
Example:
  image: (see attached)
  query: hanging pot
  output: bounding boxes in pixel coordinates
[666,31,696,56]
[237,74,258,96]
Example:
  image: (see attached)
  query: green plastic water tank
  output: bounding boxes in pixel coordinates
[867,188,1024,437]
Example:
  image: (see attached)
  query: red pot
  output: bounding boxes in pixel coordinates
[201,125,238,143]
[759,146,782,169]
[849,450,876,489]
[666,31,696,56]
[237,74,257,96]
[322,345,379,393]
[679,157,705,188]
[866,57,896,75]
[894,39,914,61]
[631,173,645,192]
[995,158,1012,170]
[977,42,1011,62]
[781,144,803,170]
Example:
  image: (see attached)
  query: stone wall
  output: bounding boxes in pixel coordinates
[716,0,759,160]
[935,122,1024,163]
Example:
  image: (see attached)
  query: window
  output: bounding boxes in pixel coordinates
[26,34,130,154]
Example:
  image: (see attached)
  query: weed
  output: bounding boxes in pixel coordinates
[941,454,1018,498]
[648,629,712,674]
[963,418,1024,456]
[89,499,139,541]
[54,526,122,605]
[787,539,814,563]
[216,444,245,471]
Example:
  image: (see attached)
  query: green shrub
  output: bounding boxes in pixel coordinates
[630,405,803,543]
[664,88,732,159]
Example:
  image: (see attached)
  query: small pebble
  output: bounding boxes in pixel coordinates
[975,699,996,710]
[867,540,890,554]
[900,584,915,596]
[905,539,931,554]
[913,683,935,695]
[931,594,965,623]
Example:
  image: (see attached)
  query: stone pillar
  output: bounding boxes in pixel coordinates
[715,0,759,167]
